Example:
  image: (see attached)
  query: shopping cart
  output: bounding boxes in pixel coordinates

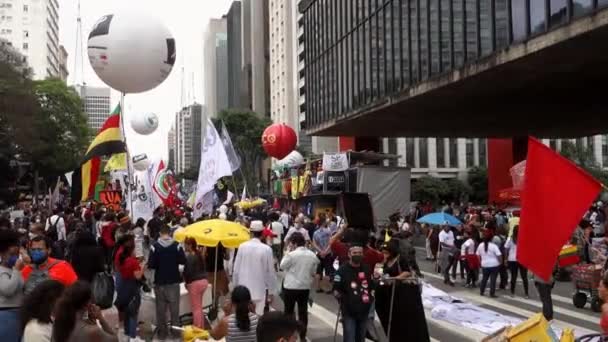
[571,264,603,312]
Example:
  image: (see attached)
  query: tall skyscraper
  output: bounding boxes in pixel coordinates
[175,103,204,174]
[75,85,111,133]
[0,0,61,80]
[226,1,242,109]
[203,18,228,118]
[241,0,270,117]
[58,45,68,82]
[167,125,176,171]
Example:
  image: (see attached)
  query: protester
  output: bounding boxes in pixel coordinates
[21,280,64,342]
[461,229,479,288]
[269,212,284,260]
[333,244,374,342]
[233,220,278,315]
[28,223,45,240]
[256,311,299,342]
[22,236,78,292]
[438,224,456,286]
[69,231,104,283]
[100,212,118,268]
[0,229,25,342]
[115,213,131,243]
[115,236,144,341]
[280,232,319,340]
[172,217,189,237]
[598,272,608,334]
[147,224,186,340]
[375,240,429,342]
[147,208,164,243]
[52,281,118,342]
[476,232,502,298]
[45,207,67,259]
[534,271,555,322]
[395,230,422,277]
[183,237,209,329]
[491,225,508,291]
[330,225,384,270]
[210,285,259,342]
[312,220,334,293]
[284,217,311,244]
[504,226,529,298]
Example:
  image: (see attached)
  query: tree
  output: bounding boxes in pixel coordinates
[560,140,608,186]
[30,79,91,181]
[445,178,472,203]
[468,166,488,204]
[212,110,272,192]
[412,176,449,205]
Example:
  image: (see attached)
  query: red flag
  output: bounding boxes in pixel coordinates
[517,137,602,281]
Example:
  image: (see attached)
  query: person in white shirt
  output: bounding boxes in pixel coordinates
[461,229,478,288]
[284,218,310,245]
[233,220,278,315]
[438,225,456,286]
[279,210,290,230]
[44,209,66,242]
[280,232,319,341]
[504,226,529,298]
[269,213,285,261]
[476,233,502,298]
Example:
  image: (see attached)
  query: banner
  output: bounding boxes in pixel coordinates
[193,118,233,218]
[323,152,349,172]
[131,169,156,222]
[100,190,122,211]
[104,153,128,172]
[148,160,169,208]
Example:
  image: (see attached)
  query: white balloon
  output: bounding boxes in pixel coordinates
[87,11,176,93]
[276,151,304,168]
[131,112,159,135]
[132,154,150,171]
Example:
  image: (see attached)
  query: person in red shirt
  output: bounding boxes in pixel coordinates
[22,236,78,289]
[115,236,144,340]
[330,224,384,270]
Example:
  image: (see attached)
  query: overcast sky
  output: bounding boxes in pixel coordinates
[59,0,233,161]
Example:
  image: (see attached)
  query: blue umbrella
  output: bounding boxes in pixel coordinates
[417,212,463,226]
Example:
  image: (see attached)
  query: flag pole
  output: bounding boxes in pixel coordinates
[119,92,134,218]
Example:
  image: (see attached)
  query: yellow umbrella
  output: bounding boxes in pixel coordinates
[173,219,250,248]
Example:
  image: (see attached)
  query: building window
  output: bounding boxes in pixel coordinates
[466,139,475,168]
[419,138,429,168]
[23,43,28,50]
[549,139,558,151]
[479,139,487,167]
[406,138,415,167]
[603,135,608,167]
[436,138,446,168]
[23,30,28,38]
[449,138,458,168]
[23,4,28,12]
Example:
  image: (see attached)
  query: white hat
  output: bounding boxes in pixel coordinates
[250,220,264,232]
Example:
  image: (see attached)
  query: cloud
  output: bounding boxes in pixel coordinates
[60,0,233,161]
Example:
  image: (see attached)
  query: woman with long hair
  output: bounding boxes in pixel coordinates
[476,230,502,298]
[21,280,64,342]
[114,237,144,340]
[375,240,430,342]
[504,226,529,298]
[183,237,209,329]
[52,281,118,342]
[0,228,25,342]
[70,231,104,283]
[210,285,259,342]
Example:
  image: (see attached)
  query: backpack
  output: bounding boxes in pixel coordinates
[46,217,60,241]
[24,260,61,295]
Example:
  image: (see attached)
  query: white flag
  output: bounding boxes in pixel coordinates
[131,169,156,222]
[220,120,241,172]
[323,152,349,172]
[241,185,247,202]
[193,119,233,219]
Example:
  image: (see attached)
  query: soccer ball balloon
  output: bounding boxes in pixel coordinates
[131,112,159,135]
[87,11,176,93]
[132,154,150,172]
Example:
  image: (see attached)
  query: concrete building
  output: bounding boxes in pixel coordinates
[541,136,608,170]
[226,1,242,109]
[175,103,204,174]
[75,85,111,133]
[58,44,68,82]
[203,18,228,118]
[241,0,270,117]
[0,0,61,80]
[167,125,176,171]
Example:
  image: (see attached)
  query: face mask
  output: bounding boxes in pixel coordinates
[351,255,363,264]
[30,250,48,265]
[6,255,18,268]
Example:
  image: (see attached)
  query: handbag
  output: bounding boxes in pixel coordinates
[91,270,115,310]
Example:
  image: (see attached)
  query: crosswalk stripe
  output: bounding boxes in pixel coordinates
[499,293,598,323]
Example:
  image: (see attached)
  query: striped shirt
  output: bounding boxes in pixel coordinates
[226,312,258,342]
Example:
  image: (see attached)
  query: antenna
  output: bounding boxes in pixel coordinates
[180,66,185,107]
[73,0,84,86]
[191,72,195,103]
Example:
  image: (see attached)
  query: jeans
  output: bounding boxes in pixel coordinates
[508,261,529,296]
[535,282,554,321]
[0,308,21,342]
[342,315,367,342]
[283,288,310,339]
[443,255,455,283]
[154,283,181,339]
[186,279,209,329]
[124,311,138,338]
[480,266,499,296]
[498,264,509,289]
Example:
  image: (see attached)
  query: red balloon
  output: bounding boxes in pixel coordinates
[262,123,297,160]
